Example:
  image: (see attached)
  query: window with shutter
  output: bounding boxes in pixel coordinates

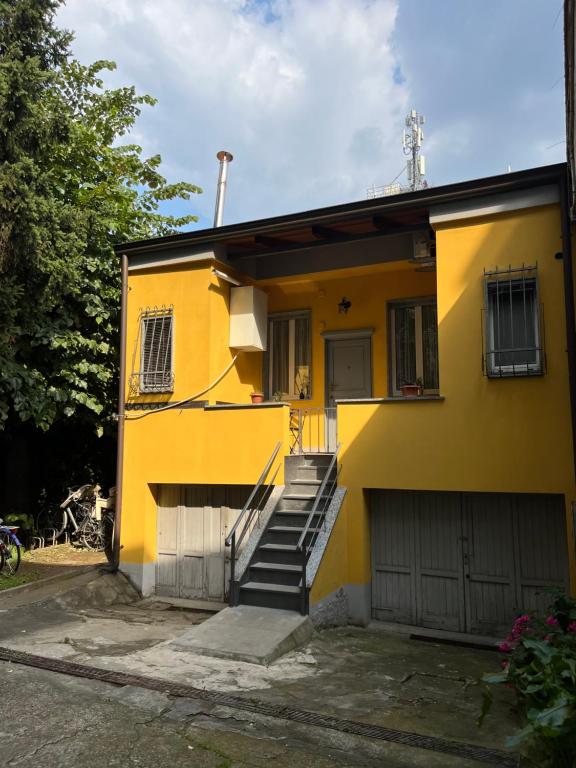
[134,307,174,393]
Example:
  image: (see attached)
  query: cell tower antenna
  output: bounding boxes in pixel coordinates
[403,108,426,192]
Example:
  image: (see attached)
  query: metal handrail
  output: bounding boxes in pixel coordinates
[297,443,340,552]
[225,441,281,547]
[225,441,282,607]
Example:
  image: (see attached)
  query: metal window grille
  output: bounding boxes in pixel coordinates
[482,265,545,378]
[130,306,174,394]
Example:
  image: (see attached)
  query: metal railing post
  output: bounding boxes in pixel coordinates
[301,547,307,615]
[230,532,236,606]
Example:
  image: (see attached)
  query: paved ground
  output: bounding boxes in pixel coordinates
[0,572,518,767]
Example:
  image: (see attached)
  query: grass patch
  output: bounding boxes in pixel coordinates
[0,571,35,591]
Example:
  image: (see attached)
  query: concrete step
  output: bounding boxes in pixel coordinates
[241,581,301,595]
[285,479,322,495]
[247,562,302,586]
[271,510,323,528]
[170,605,313,664]
[239,582,303,612]
[279,494,329,512]
[257,542,302,566]
[294,466,337,482]
[263,525,319,548]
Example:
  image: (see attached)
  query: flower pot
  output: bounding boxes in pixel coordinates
[250,392,265,404]
[400,384,422,398]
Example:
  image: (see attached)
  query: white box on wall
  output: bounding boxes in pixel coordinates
[229,286,268,351]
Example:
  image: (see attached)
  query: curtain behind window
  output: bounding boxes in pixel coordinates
[271,318,289,396]
[394,306,416,389]
[422,304,439,389]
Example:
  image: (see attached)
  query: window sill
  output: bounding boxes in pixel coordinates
[335,396,445,404]
[203,402,291,411]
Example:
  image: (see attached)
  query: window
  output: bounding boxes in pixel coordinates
[137,307,174,393]
[484,267,543,377]
[389,299,439,395]
[265,311,311,399]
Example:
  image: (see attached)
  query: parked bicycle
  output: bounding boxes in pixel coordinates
[0,520,23,575]
[36,484,114,553]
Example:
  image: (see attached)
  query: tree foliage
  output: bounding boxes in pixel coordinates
[0,0,201,434]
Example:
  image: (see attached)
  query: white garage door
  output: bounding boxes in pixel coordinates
[156,485,251,602]
[370,490,569,636]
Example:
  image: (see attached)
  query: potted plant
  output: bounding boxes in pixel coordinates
[400,378,423,397]
[250,391,265,404]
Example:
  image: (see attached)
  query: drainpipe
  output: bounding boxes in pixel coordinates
[213,151,233,228]
[111,252,129,569]
[560,172,576,482]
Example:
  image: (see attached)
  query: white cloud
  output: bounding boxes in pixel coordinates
[57,0,408,226]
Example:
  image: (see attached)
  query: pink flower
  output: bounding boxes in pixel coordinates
[498,641,512,653]
[545,616,559,627]
[501,659,510,670]
[568,622,576,634]
[544,634,553,643]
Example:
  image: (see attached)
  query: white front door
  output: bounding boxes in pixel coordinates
[325,336,372,450]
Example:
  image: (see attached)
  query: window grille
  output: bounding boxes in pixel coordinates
[389,298,439,395]
[129,306,174,394]
[482,265,544,378]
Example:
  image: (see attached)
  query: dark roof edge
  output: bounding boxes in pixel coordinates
[115,162,567,256]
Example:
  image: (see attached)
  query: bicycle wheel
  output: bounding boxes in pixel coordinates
[80,518,105,551]
[0,530,21,574]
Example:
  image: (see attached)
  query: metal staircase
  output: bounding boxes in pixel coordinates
[228,450,339,614]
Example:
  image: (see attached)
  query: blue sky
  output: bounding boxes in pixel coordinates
[58,0,565,230]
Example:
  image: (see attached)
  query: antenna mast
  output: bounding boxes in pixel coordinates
[403,109,426,191]
[366,108,428,199]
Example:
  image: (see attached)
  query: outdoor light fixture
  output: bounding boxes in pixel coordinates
[338,297,352,314]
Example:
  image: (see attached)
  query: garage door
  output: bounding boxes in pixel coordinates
[370,490,569,636]
[156,485,251,602]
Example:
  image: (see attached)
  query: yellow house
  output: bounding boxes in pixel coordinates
[115,162,576,636]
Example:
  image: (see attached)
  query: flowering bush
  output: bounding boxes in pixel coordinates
[480,594,576,767]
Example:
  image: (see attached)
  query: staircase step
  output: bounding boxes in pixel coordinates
[250,562,302,573]
[241,582,301,595]
[259,543,299,552]
[269,526,320,534]
[283,493,318,500]
[290,478,322,486]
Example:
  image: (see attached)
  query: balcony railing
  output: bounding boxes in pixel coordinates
[289,408,337,454]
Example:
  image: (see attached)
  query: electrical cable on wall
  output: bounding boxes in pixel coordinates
[124,354,239,421]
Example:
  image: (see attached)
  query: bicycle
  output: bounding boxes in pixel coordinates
[51,484,110,551]
[0,520,23,575]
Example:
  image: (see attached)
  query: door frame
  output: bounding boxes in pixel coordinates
[322,328,374,405]
[323,329,373,451]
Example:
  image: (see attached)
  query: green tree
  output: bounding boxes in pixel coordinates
[0,0,201,520]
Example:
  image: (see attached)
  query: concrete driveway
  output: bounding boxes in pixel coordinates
[0,571,518,767]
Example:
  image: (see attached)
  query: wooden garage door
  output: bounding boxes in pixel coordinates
[370,490,569,635]
[156,485,251,602]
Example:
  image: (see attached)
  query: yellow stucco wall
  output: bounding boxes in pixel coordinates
[263,262,436,407]
[121,405,291,566]
[311,203,576,607]
[121,202,576,610]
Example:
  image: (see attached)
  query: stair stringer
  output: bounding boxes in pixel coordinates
[306,487,348,628]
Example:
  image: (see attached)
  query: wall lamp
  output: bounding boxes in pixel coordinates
[338,297,352,314]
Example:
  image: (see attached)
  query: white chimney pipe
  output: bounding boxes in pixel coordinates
[214,150,233,228]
